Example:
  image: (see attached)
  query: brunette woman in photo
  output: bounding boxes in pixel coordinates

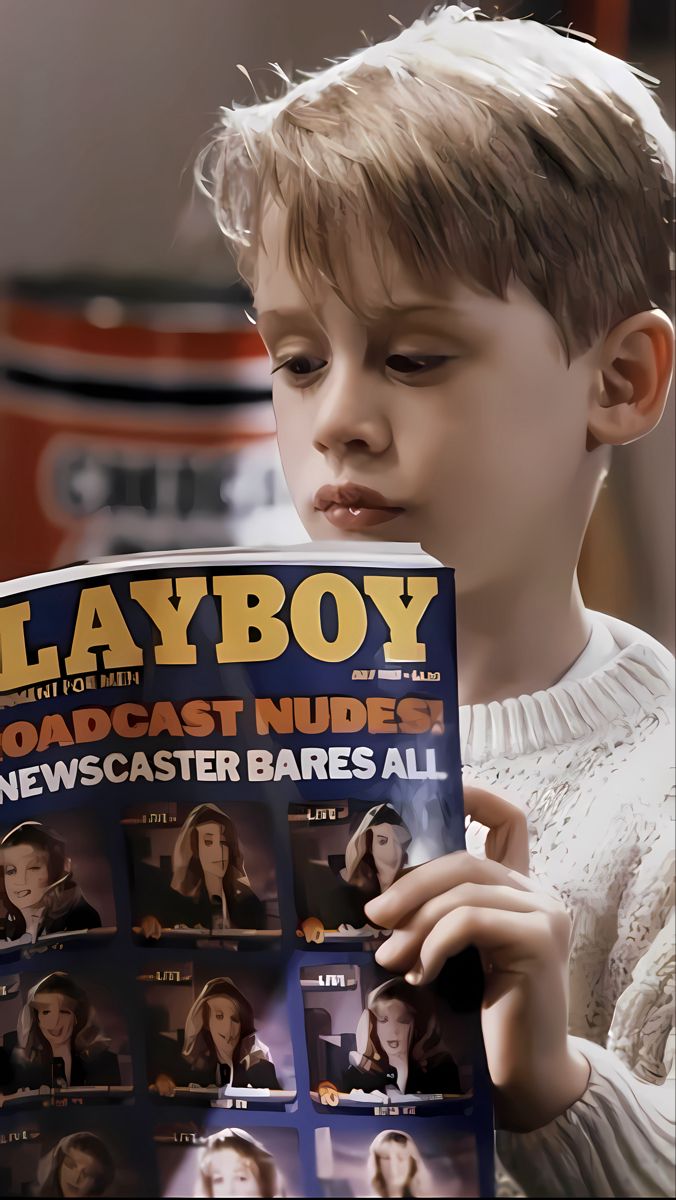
[151,977,280,1096]
[0,822,101,947]
[8,972,120,1093]
[343,978,463,1098]
[34,1132,115,1198]
[138,804,265,939]
[298,804,411,942]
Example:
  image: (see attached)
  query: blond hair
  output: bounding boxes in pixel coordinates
[197,4,673,356]
[368,1130,433,1198]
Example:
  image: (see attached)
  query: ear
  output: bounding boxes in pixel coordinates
[587,309,674,447]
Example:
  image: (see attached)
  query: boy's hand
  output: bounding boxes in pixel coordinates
[365,786,589,1132]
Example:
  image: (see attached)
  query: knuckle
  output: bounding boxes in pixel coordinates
[451,904,477,936]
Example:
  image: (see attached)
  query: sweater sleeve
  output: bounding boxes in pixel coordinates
[496,845,675,1199]
[496,1032,675,1198]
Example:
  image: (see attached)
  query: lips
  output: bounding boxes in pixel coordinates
[313,484,405,532]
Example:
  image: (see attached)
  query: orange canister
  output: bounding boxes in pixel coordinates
[0,277,302,579]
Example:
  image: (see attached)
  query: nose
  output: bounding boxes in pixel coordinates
[311,365,392,460]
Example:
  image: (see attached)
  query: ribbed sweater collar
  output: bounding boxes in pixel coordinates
[459,614,674,766]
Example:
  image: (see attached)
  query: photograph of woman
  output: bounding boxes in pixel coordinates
[297,804,412,942]
[8,971,121,1094]
[136,804,265,939]
[151,977,280,1096]
[193,1128,283,1199]
[367,1131,433,1199]
[343,979,463,1098]
[34,1132,115,1198]
[0,822,101,948]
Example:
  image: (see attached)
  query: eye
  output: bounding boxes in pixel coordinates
[273,355,327,377]
[5,865,16,875]
[386,354,450,374]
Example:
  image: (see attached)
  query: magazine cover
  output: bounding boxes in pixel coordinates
[0,544,493,1197]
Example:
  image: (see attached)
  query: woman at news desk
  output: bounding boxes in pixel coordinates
[7,971,120,1094]
[0,821,101,947]
[137,803,265,939]
[342,978,463,1098]
[151,976,280,1096]
[298,804,411,942]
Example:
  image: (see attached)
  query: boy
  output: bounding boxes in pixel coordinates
[197,6,674,1195]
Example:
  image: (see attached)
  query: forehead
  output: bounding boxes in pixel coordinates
[35,991,73,1006]
[197,822,224,838]
[3,842,47,864]
[375,997,410,1018]
[255,198,455,318]
[210,1146,249,1168]
[381,1141,407,1155]
[253,198,566,359]
[373,824,394,837]
[207,994,237,1011]
[65,1147,96,1167]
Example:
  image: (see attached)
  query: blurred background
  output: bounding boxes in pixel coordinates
[0,0,673,648]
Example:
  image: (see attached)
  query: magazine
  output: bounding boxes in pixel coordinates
[0,543,494,1198]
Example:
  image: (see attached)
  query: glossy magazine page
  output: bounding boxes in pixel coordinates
[0,545,494,1198]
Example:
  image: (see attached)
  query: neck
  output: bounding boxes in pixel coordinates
[455,571,589,707]
[22,904,45,926]
[203,872,224,896]
[48,1040,70,1057]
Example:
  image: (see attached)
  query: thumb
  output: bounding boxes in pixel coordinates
[463,784,529,875]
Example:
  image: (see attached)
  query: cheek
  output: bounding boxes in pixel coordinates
[274,404,311,479]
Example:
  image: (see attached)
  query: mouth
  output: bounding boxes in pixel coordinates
[14,889,31,899]
[386,1040,401,1050]
[313,483,405,532]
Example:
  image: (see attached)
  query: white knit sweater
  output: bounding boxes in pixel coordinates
[461,612,675,1198]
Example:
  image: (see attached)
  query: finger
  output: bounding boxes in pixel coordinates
[375,882,561,973]
[364,850,531,928]
[408,906,563,985]
[464,785,530,875]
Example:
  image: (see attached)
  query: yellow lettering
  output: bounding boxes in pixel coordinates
[291,573,367,662]
[0,601,60,692]
[130,576,208,665]
[214,575,289,663]
[64,586,143,675]
[363,576,437,662]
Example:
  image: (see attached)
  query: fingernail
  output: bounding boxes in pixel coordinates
[405,961,423,985]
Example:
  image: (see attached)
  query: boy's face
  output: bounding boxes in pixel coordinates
[255,203,601,592]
